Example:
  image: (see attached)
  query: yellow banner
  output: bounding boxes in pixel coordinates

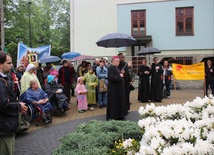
[172,62,205,80]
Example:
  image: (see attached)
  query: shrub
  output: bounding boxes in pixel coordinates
[53,120,142,155]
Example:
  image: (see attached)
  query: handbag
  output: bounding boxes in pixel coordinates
[129,82,135,91]
[99,79,107,92]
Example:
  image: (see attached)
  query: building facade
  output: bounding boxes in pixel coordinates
[70,0,213,58]
[70,0,214,88]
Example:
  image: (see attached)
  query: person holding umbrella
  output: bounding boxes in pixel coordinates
[205,59,214,96]
[118,53,131,114]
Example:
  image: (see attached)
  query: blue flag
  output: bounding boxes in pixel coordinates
[17,42,51,68]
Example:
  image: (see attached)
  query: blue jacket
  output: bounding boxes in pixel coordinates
[96,66,108,84]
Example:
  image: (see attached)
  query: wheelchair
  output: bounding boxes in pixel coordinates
[25,103,43,126]
[49,93,69,116]
[20,93,46,126]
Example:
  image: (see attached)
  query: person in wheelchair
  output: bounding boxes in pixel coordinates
[44,75,69,114]
[22,80,53,124]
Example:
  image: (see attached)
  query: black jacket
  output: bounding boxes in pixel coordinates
[0,75,21,136]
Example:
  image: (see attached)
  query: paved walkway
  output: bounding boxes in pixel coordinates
[15,88,204,155]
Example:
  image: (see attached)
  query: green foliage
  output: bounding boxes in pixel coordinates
[7,42,18,66]
[3,0,70,49]
[53,120,142,155]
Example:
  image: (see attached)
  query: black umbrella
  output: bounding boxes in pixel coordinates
[159,57,177,65]
[96,33,136,48]
[137,47,161,64]
[137,47,161,55]
[201,56,214,63]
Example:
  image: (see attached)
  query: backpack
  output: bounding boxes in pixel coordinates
[18,113,31,132]
[99,79,107,93]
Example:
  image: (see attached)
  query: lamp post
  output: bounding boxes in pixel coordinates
[27,1,32,47]
[0,0,5,51]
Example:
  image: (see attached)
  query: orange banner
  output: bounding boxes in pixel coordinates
[172,62,205,80]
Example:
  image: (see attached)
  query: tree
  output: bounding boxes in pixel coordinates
[4,0,70,50]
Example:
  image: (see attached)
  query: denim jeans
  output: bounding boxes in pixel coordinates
[98,91,107,106]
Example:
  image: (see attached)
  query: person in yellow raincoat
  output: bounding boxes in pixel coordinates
[84,67,98,111]
[20,64,41,95]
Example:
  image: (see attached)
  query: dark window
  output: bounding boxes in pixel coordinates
[176,57,193,65]
[131,10,146,36]
[176,7,194,36]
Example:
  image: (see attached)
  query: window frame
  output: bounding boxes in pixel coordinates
[175,7,194,36]
[131,10,146,37]
[176,57,193,65]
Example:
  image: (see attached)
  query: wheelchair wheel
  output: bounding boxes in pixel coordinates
[34,106,42,119]
[26,104,34,123]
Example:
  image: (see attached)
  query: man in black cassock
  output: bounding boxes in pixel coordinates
[106,56,126,120]
[118,53,131,114]
[151,57,163,102]
[138,58,151,102]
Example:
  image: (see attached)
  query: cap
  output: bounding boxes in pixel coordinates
[112,56,119,61]
[47,75,55,83]
[103,57,108,61]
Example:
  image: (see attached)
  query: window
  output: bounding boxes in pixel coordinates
[131,10,146,36]
[176,57,193,65]
[176,7,194,36]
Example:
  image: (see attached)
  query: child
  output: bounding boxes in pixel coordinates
[75,77,88,113]
[84,67,98,111]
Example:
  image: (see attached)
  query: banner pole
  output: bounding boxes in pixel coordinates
[174,77,177,99]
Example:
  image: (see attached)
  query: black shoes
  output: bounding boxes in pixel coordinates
[99,105,103,108]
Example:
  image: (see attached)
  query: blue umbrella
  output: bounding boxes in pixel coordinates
[61,52,81,59]
[39,56,61,63]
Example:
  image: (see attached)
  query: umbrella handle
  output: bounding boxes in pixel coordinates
[121,63,127,71]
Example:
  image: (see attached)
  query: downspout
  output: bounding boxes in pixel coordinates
[71,0,74,51]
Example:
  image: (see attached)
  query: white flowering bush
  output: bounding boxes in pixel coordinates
[119,95,214,155]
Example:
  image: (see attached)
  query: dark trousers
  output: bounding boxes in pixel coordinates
[206,80,214,96]
[63,84,71,102]
[162,84,171,97]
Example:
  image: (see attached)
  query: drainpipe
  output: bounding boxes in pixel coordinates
[70,0,74,51]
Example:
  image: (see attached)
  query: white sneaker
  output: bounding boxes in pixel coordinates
[167,96,170,99]
[89,107,95,111]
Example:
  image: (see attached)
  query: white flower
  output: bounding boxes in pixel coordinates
[207,130,214,143]
[135,96,214,155]
[194,139,214,154]
[123,138,133,149]
[138,117,156,129]
[138,106,145,116]
[150,136,165,150]
[138,146,157,155]
[127,150,135,155]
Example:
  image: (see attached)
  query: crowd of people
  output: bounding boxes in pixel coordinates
[0,50,214,155]
[138,57,173,103]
